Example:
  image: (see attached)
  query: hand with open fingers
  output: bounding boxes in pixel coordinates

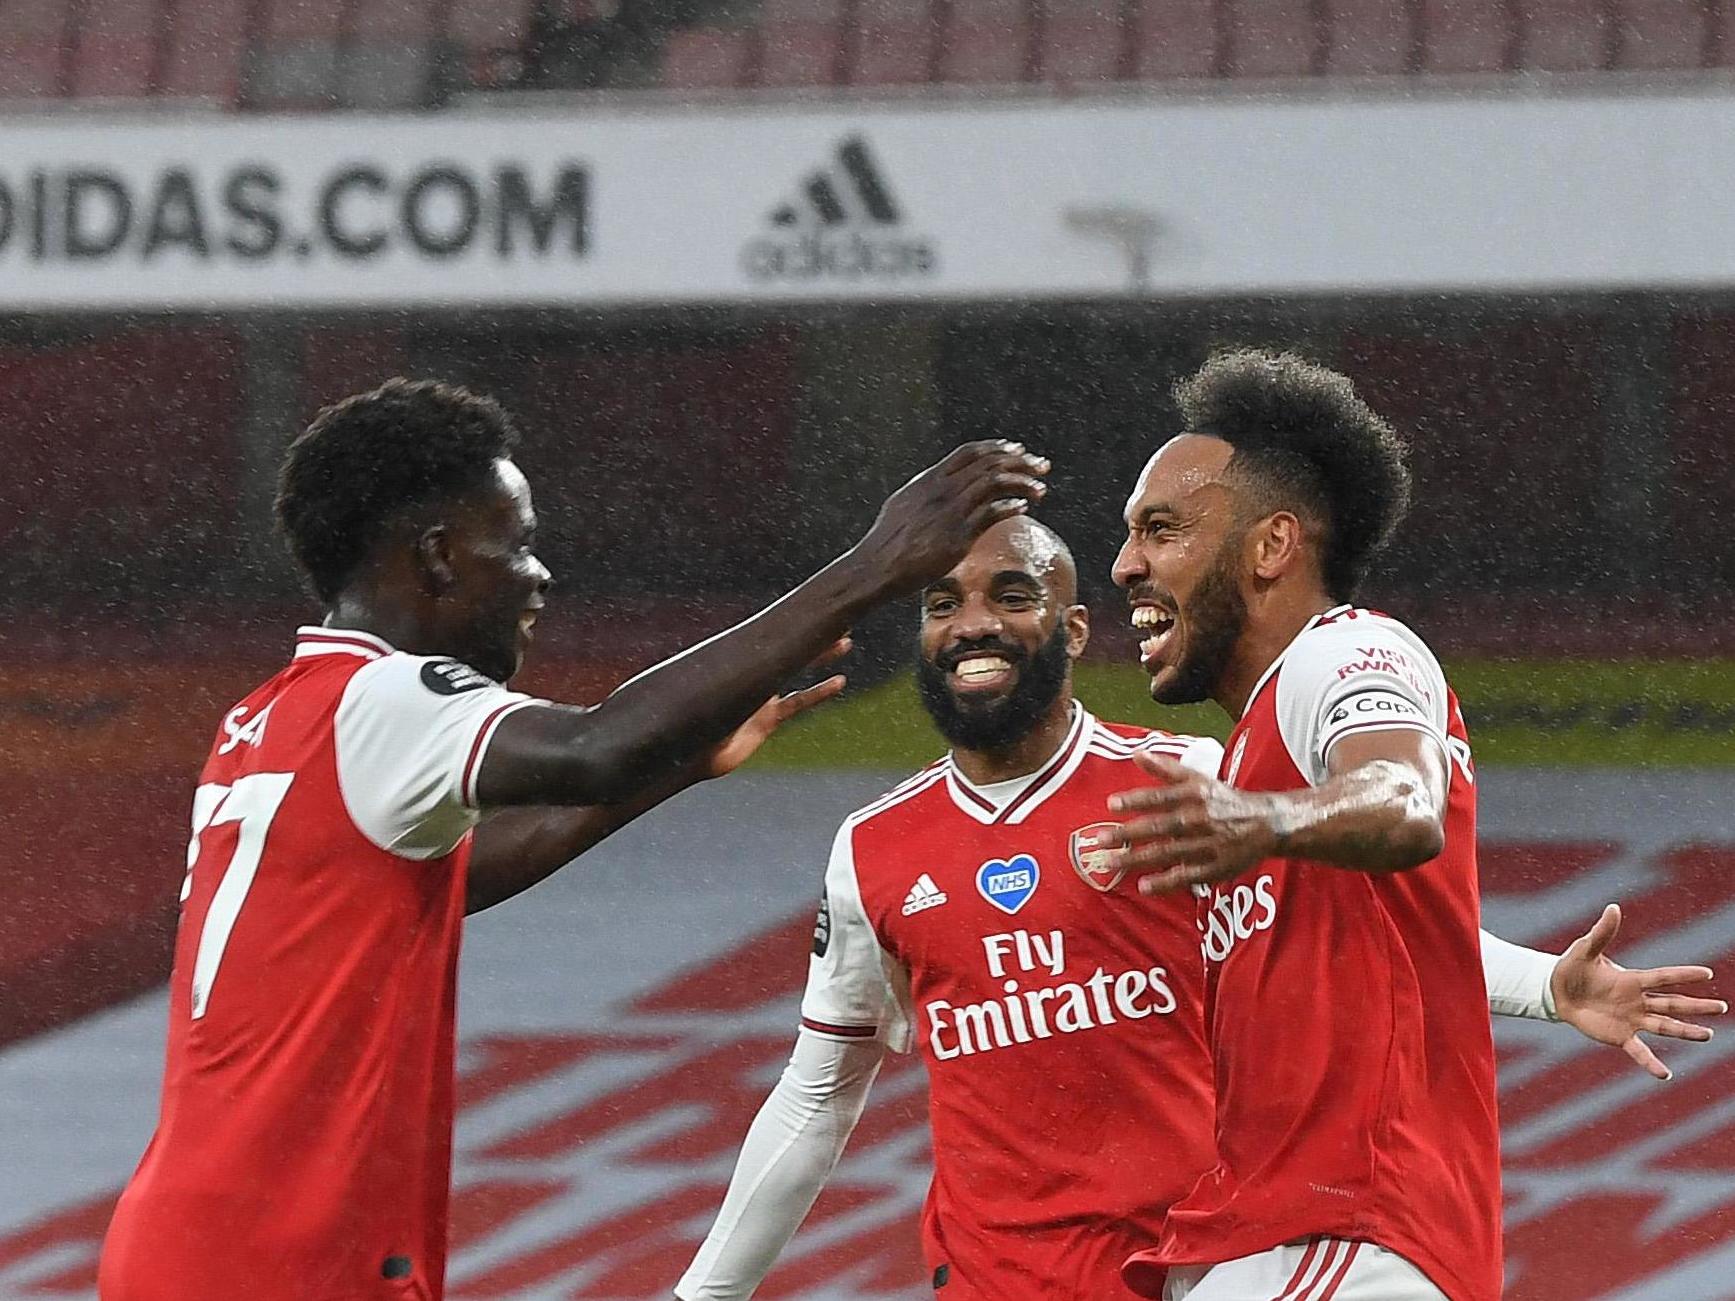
[703,637,852,779]
[1549,902,1727,1082]
[1105,750,1282,895]
[854,440,1050,591]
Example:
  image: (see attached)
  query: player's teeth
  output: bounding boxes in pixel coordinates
[956,657,1010,680]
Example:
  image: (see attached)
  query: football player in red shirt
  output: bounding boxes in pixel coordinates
[1107,350,1724,1301]
[97,378,1049,1301]
[676,515,1719,1301]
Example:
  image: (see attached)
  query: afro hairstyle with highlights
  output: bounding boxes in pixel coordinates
[276,377,522,604]
[1175,348,1411,602]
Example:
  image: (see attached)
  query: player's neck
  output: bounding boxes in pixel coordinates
[321,597,427,657]
[952,699,1077,786]
[1215,592,1337,719]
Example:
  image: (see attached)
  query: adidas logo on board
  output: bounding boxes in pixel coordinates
[741,134,937,284]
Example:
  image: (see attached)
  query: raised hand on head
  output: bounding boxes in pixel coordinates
[853,440,1050,592]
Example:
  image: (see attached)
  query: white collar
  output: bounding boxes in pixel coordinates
[942,701,1092,826]
[292,625,395,660]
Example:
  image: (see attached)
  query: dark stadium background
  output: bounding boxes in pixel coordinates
[2,3,1734,1297]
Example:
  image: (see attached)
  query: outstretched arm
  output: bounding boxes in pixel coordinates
[466,661,846,913]
[478,442,1047,810]
[675,1033,885,1300]
[1482,911,1725,1081]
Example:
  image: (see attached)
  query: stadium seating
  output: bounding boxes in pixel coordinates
[1324,0,1414,75]
[69,0,161,99]
[1519,0,1615,71]
[1230,0,1317,78]
[757,0,846,86]
[1132,0,1218,80]
[0,0,71,101]
[850,0,936,84]
[0,0,1723,108]
[1615,0,1712,70]
[1420,0,1511,73]
[444,0,539,89]
[661,25,753,88]
[1040,0,1129,85]
[345,0,441,107]
[939,0,1034,83]
[159,0,250,101]
[251,0,347,107]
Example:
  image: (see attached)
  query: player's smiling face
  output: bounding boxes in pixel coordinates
[442,458,551,684]
[1112,434,1249,705]
[914,518,1088,751]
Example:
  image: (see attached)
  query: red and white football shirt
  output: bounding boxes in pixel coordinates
[99,628,540,1301]
[1125,607,1500,1301]
[802,704,1223,1299]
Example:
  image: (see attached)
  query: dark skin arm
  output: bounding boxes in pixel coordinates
[466,667,845,913]
[1104,728,1446,894]
[476,442,1048,810]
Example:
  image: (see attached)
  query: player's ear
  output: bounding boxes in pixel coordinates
[1065,603,1090,659]
[414,524,459,594]
[1249,511,1305,583]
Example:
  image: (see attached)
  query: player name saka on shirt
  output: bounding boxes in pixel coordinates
[926,925,1180,1059]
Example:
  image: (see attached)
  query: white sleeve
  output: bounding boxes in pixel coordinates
[799,822,913,1053]
[334,654,544,860]
[675,1031,885,1300]
[1481,929,1561,1021]
[1274,617,1451,787]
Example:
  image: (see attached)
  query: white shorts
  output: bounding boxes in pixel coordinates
[1163,1237,1447,1301]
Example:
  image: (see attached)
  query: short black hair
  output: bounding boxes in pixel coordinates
[276,377,521,604]
[1175,348,1411,601]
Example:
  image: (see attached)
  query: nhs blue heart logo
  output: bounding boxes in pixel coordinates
[976,854,1040,915]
